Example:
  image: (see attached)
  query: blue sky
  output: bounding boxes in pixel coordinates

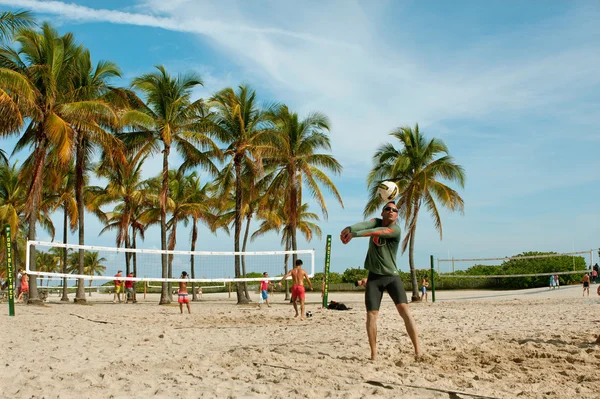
[0,0,599,275]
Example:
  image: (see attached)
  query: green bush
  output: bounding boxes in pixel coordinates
[341,267,368,283]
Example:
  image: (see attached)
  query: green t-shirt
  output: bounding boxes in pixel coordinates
[347,218,401,276]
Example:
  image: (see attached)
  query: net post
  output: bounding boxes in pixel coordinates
[430,255,436,303]
[4,225,15,316]
[322,235,332,308]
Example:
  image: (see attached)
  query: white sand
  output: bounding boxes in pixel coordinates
[1,285,598,398]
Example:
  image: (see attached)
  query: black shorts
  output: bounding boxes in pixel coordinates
[365,272,408,311]
[584,282,590,288]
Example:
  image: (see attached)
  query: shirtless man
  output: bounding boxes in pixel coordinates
[278,259,313,320]
[178,271,191,314]
[583,273,590,297]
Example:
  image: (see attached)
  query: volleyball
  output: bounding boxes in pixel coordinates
[377,181,399,201]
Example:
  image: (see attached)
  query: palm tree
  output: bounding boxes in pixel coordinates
[82,251,107,296]
[0,160,56,278]
[91,148,151,278]
[0,10,35,43]
[49,246,72,299]
[0,160,26,277]
[0,23,115,303]
[212,163,269,300]
[35,250,58,288]
[45,161,77,302]
[206,85,274,304]
[65,250,106,296]
[68,49,124,304]
[263,105,343,258]
[365,124,465,301]
[0,10,36,137]
[127,65,220,304]
[180,172,217,301]
[137,170,217,301]
[252,198,322,299]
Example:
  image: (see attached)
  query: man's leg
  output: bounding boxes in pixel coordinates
[186,302,191,314]
[366,310,379,360]
[396,303,423,357]
[300,299,306,320]
[292,299,299,317]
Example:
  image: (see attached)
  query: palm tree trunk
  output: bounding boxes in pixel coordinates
[61,204,69,301]
[234,157,247,304]
[25,140,47,304]
[159,145,170,305]
[241,211,253,301]
[289,170,299,264]
[74,138,86,303]
[132,230,137,303]
[167,221,177,302]
[124,235,131,302]
[191,218,198,301]
[283,237,291,300]
[125,238,130,276]
[409,223,420,302]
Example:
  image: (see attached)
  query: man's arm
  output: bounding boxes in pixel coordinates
[340,219,378,244]
[278,270,293,285]
[352,223,400,240]
[304,271,312,290]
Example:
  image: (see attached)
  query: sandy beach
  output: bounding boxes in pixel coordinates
[1,285,599,399]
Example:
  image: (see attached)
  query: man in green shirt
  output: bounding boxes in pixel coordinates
[340,201,422,360]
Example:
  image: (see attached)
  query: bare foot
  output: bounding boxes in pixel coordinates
[300,317,305,321]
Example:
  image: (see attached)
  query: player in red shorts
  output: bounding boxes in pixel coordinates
[278,259,313,320]
[178,271,191,314]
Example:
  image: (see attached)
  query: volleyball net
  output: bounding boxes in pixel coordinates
[433,250,593,290]
[25,240,315,286]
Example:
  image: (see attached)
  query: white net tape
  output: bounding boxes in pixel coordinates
[26,240,315,285]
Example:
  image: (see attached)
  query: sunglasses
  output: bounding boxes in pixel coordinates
[383,206,398,213]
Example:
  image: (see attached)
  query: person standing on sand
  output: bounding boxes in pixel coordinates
[178,271,191,314]
[113,270,123,303]
[17,272,28,302]
[582,273,590,297]
[125,272,135,303]
[258,272,274,308]
[278,259,312,320]
[340,200,422,361]
[15,269,22,298]
[420,276,429,302]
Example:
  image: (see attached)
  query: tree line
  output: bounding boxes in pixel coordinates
[0,10,466,304]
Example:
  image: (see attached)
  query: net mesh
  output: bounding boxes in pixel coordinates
[26,240,315,286]
[435,250,593,290]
